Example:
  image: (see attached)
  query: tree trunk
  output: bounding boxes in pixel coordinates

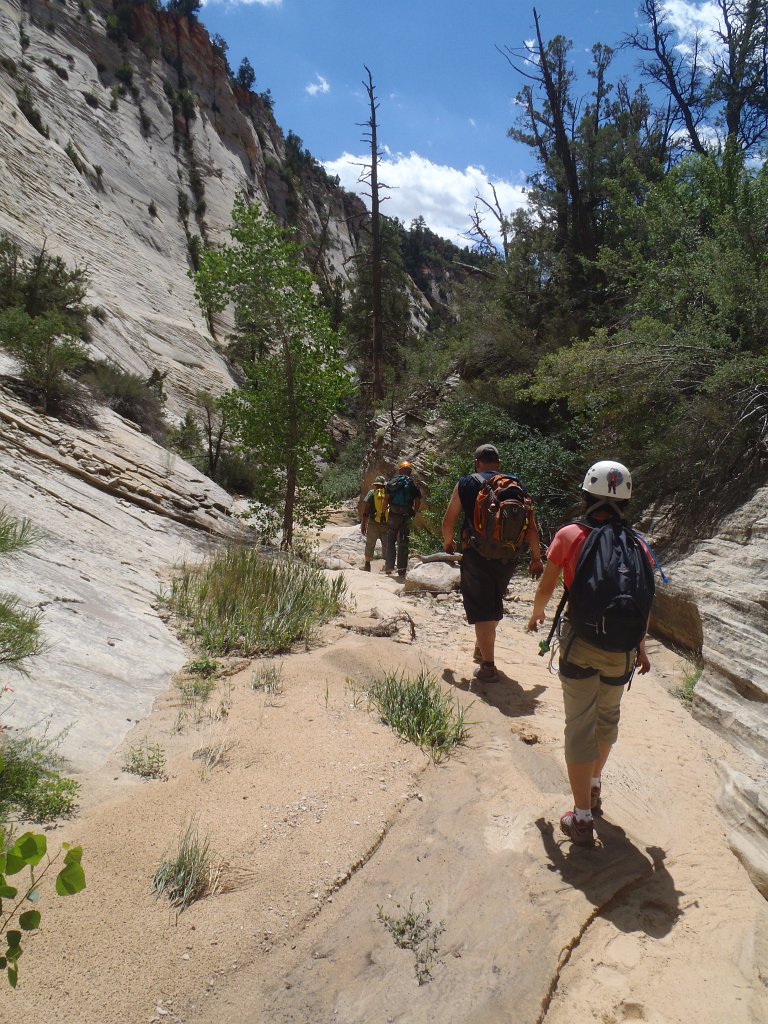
[364,67,385,402]
[281,334,298,549]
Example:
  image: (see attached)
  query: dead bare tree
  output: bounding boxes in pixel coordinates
[357,66,388,402]
[625,0,768,155]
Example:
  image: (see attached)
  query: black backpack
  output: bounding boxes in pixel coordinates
[567,520,655,653]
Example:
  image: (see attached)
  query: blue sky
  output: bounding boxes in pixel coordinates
[199,1,717,244]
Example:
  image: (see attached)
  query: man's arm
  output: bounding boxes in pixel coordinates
[441,484,462,554]
[527,505,544,579]
[360,492,371,534]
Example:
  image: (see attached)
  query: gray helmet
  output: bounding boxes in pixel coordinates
[373,475,387,486]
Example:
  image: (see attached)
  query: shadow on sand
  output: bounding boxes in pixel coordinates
[536,816,684,938]
[442,667,546,720]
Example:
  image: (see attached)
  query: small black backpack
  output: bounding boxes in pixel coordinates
[567,520,655,652]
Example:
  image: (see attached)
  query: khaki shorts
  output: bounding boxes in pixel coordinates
[558,620,635,764]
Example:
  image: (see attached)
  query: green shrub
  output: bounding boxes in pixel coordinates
[65,141,87,175]
[320,429,369,504]
[82,90,99,109]
[0,308,89,416]
[0,511,43,671]
[122,740,167,779]
[148,199,158,218]
[0,56,18,77]
[0,724,80,822]
[80,360,166,440]
[366,669,470,762]
[165,546,346,656]
[43,57,68,80]
[152,820,220,911]
[15,85,48,138]
[177,190,190,221]
[186,656,218,678]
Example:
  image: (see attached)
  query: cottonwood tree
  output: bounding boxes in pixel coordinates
[194,197,353,547]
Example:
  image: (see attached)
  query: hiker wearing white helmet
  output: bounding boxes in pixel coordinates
[527,460,655,848]
[360,474,389,571]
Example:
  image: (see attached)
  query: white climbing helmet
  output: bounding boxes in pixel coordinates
[582,460,633,500]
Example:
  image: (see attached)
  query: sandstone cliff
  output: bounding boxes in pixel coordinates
[0,0,367,417]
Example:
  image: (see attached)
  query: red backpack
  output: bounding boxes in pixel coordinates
[467,473,532,560]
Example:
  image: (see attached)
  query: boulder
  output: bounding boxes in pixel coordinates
[317,526,366,569]
[402,561,460,594]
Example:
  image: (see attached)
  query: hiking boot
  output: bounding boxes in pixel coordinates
[473,661,499,683]
[397,570,406,579]
[591,782,603,816]
[363,561,371,572]
[559,810,595,847]
[473,643,483,664]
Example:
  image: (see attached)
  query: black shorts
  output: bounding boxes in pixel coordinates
[460,547,516,624]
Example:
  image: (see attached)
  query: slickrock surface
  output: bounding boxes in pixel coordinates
[0,386,248,767]
[2,546,766,1024]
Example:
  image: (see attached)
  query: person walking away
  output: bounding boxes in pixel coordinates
[527,460,655,848]
[383,461,422,578]
[360,475,389,571]
[442,444,543,682]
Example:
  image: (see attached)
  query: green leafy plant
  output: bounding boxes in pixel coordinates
[15,85,48,138]
[0,511,43,671]
[81,90,99,109]
[673,661,703,708]
[377,895,445,985]
[165,546,346,656]
[152,819,220,911]
[80,360,166,440]
[65,141,87,175]
[186,657,218,678]
[177,674,216,702]
[365,669,470,762]
[122,740,167,780]
[0,724,80,823]
[0,832,85,987]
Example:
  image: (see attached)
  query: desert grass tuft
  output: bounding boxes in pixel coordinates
[673,659,703,707]
[151,819,221,911]
[366,669,470,762]
[165,546,346,656]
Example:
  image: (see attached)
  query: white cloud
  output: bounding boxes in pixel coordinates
[306,74,330,97]
[202,0,281,6]
[661,1,723,66]
[322,151,527,247]
[661,0,721,40]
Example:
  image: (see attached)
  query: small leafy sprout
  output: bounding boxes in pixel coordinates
[187,657,218,678]
[122,739,167,780]
[377,895,445,985]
